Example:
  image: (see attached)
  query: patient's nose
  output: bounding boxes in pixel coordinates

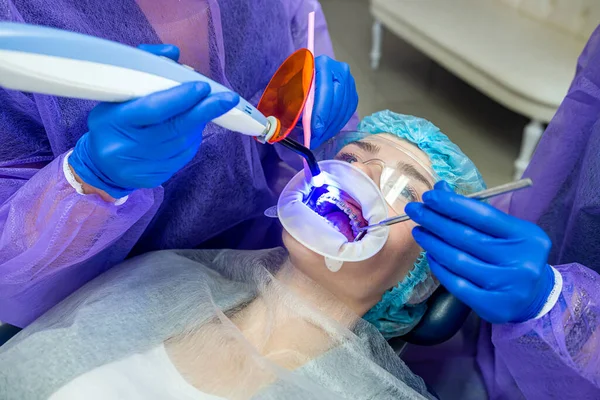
[351,162,382,187]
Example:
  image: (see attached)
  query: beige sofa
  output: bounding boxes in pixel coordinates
[370,0,599,178]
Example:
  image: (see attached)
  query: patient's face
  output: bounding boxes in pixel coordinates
[283,134,435,314]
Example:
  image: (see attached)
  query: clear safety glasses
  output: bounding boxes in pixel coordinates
[334,134,437,215]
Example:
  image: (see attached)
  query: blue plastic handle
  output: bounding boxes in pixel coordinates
[0,22,266,124]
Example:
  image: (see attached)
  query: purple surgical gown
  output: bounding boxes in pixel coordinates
[0,0,358,327]
[405,25,600,400]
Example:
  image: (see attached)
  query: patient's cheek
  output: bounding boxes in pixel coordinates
[389,221,421,259]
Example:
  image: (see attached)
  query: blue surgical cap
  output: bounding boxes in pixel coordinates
[316,110,486,338]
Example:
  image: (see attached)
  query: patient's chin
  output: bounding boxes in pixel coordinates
[283,230,326,272]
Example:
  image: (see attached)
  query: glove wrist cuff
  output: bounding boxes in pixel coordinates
[516,265,559,322]
[69,136,134,200]
[533,266,563,320]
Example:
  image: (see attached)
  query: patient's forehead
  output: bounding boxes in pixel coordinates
[359,133,432,168]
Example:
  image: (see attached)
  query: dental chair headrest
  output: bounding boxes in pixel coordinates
[392,286,471,347]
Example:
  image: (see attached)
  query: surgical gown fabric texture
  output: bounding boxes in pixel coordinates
[0,0,357,327]
[406,26,600,400]
[0,248,436,400]
[478,25,600,400]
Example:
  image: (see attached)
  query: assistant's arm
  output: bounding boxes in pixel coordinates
[490,263,600,397]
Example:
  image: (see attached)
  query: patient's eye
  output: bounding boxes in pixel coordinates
[402,185,420,202]
[336,152,359,163]
[382,180,420,203]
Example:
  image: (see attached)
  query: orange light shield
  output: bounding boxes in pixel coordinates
[257,49,315,143]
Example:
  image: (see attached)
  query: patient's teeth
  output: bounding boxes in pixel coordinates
[312,190,367,240]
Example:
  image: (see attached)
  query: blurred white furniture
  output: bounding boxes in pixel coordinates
[370,0,599,178]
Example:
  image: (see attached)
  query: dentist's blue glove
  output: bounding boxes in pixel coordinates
[405,181,556,324]
[69,44,240,199]
[311,55,358,148]
[137,44,181,61]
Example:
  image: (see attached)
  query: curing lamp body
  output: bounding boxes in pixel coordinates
[0,21,278,139]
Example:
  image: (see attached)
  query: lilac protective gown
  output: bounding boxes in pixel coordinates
[405,26,600,400]
[0,0,358,327]
[477,26,600,400]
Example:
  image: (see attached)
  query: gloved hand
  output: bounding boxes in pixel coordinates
[69,45,240,199]
[404,181,556,324]
[311,55,358,148]
[137,44,180,61]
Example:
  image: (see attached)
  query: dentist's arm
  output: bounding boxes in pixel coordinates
[0,45,238,327]
[405,181,600,397]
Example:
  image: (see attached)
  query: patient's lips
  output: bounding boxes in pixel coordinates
[314,186,367,241]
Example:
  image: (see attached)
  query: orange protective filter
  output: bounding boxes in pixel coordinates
[257,49,315,143]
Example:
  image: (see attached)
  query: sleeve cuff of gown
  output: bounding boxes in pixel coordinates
[63,150,129,206]
[533,266,563,320]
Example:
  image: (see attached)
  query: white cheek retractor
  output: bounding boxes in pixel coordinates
[278,160,390,272]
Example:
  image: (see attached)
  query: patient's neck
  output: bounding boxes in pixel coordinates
[282,254,379,317]
[231,261,360,361]
[275,262,362,325]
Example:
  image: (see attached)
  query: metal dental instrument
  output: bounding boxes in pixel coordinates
[355,178,533,239]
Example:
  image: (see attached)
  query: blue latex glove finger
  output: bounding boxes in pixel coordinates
[175,91,240,133]
[332,75,358,143]
[320,58,358,140]
[406,202,511,264]
[150,91,239,156]
[412,227,518,289]
[117,82,212,126]
[421,187,523,238]
[137,44,180,62]
[71,81,239,198]
[339,87,358,133]
[405,182,555,324]
[426,255,515,324]
[425,253,488,304]
[312,57,336,136]
[324,66,353,141]
[433,180,454,192]
[311,56,358,147]
[326,77,347,135]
